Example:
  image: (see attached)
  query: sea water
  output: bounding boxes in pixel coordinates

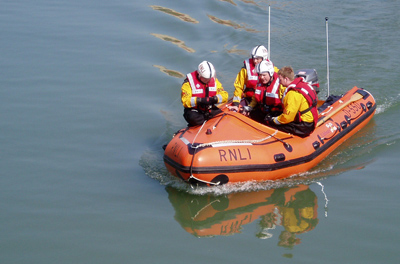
[1,0,399,263]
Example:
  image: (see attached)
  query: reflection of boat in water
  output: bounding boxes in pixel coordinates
[167,185,318,247]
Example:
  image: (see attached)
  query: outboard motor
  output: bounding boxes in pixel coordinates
[295,69,320,94]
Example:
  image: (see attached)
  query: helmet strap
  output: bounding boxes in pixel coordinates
[206,61,212,78]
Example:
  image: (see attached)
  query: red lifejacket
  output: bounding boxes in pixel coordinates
[187,71,217,110]
[285,77,318,127]
[254,72,283,113]
[243,58,258,98]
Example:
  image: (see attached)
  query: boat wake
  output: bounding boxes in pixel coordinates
[375,94,400,115]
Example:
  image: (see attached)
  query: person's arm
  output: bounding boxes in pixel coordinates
[274,91,302,124]
[249,85,264,109]
[181,80,195,108]
[215,78,229,104]
[232,68,247,106]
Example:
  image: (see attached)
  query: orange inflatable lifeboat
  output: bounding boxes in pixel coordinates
[163,85,376,186]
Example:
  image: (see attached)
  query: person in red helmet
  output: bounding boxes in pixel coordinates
[181,61,228,127]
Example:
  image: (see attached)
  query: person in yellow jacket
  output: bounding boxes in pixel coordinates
[181,61,229,126]
[228,46,282,114]
[231,45,269,108]
[265,66,318,138]
[244,60,284,122]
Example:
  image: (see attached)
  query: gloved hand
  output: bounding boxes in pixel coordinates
[197,96,218,105]
[210,96,218,104]
[242,106,253,116]
[264,115,274,125]
[228,105,239,112]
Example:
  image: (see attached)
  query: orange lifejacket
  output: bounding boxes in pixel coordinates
[254,72,283,113]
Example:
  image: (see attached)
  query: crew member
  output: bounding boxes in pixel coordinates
[181,61,228,126]
[266,66,318,137]
[231,45,269,109]
[244,60,284,122]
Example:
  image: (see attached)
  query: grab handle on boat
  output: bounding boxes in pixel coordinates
[212,113,226,130]
[267,130,292,152]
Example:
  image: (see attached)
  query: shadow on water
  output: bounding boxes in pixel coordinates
[166,184,318,248]
[220,0,263,8]
[153,65,185,79]
[150,2,267,35]
[151,33,195,53]
[150,5,199,24]
[149,1,266,76]
[207,14,260,33]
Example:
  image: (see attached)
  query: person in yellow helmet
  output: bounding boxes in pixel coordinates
[181,61,228,126]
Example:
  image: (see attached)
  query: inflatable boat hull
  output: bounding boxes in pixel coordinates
[163,86,376,185]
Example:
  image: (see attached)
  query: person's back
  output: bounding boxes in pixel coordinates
[266,66,318,137]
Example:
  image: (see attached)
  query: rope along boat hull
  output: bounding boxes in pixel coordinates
[163,86,376,185]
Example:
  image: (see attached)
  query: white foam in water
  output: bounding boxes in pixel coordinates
[375,93,400,115]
